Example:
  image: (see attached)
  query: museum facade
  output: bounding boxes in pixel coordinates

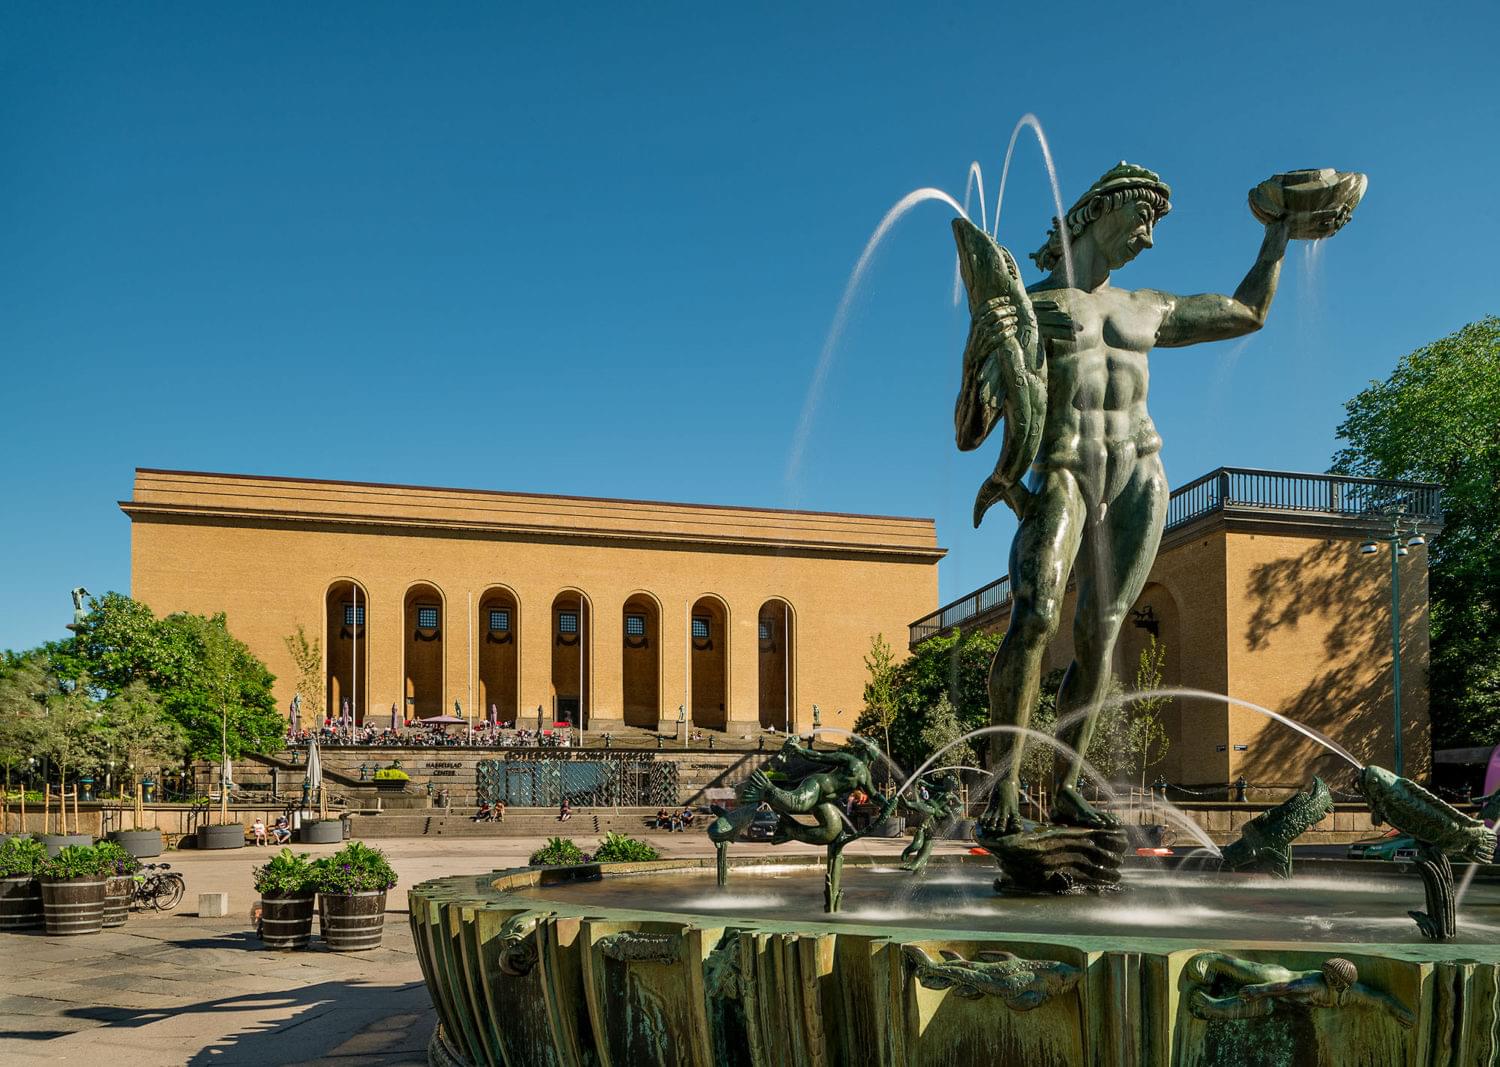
[122,469,943,735]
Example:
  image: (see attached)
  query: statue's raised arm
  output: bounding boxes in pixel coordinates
[1153,169,1365,348]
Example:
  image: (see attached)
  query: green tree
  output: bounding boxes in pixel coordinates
[1025,668,1128,788]
[861,634,900,758]
[0,654,47,816]
[919,691,976,772]
[101,681,185,813]
[30,677,105,832]
[51,592,282,763]
[283,625,325,724]
[1331,316,1500,745]
[1123,637,1173,789]
[854,627,1000,773]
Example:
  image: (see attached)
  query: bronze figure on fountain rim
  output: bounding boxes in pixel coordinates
[956,161,1360,836]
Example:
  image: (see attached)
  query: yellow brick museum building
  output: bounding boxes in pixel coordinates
[122,468,943,736]
[122,465,1440,793]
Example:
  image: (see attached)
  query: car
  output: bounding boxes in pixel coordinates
[743,806,781,841]
[1346,828,1418,861]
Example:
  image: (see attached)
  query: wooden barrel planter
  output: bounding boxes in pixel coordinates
[40,876,106,936]
[41,834,94,858]
[197,823,246,850]
[258,891,315,950]
[0,875,43,930]
[318,890,386,951]
[299,820,343,844]
[102,876,132,927]
[107,829,163,858]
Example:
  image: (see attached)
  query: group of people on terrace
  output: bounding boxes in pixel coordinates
[282,721,573,749]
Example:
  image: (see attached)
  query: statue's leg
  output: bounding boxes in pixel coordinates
[979,470,1086,835]
[1054,457,1168,827]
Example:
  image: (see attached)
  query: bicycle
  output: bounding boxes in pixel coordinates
[130,862,186,912]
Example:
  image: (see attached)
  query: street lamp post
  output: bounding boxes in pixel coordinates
[1360,511,1427,778]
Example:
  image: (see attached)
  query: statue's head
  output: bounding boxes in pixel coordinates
[1032,162,1172,274]
[1321,958,1357,995]
[846,735,883,765]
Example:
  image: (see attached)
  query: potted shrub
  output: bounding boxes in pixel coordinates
[94,840,141,927]
[371,766,410,792]
[39,844,108,936]
[592,832,661,863]
[0,836,48,930]
[254,848,317,950]
[528,836,590,866]
[313,841,397,952]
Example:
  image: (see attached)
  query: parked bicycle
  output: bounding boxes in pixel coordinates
[130,862,186,912]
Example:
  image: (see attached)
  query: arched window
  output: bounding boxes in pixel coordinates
[550,591,591,730]
[689,595,729,730]
[478,586,519,726]
[325,580,369,725]
[403,582,445,721]
[757,599,794,731]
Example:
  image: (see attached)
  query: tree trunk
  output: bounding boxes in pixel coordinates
[220,704,229,825]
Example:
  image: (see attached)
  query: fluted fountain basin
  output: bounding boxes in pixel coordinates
[411,856,1500,1067]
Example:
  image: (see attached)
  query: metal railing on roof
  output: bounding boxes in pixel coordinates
[909,467,1442,646]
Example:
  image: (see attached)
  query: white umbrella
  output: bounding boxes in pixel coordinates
[304,736,323,803]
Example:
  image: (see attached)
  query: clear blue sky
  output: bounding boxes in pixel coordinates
[2,1,1496,654]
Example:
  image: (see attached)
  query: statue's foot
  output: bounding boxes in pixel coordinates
[1050,786,1119,829]
[978,782,1024,838]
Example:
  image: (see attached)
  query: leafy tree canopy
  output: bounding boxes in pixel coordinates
[854,628,999,774]
[1331,316,1500,746]
[47,592,282,761]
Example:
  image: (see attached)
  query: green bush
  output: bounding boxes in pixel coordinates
[312,841,398,894]
[372,768,410,781]
[528,836,589,866]
[0,836,48,878]
[41,844,107,880]
[592,832,661,863]
[254,847,316,895]
[94,840,141,877]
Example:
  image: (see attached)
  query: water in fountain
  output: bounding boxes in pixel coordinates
[952,160,988,306]
[989,112,1075,289]
[1136,686,1362,769]
[784,186,967,493]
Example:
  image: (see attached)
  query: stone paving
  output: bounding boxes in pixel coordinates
[0,833,945,1065]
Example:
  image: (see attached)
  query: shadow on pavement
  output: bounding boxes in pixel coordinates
[60,979,433,1065]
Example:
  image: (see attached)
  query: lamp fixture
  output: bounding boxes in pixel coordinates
[1359,541,1378,555]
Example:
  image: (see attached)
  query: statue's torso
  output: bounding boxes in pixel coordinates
[1030,283,1164,506]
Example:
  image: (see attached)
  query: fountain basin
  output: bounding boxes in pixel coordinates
[411,855,1500,1067]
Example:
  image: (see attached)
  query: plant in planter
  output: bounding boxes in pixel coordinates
[371,767,410,791]
[312,841,397,952]
[529,836,591,866]
[592,832,661,863]
[93,840,141,927]
[39,844,109,936]
[0,835,48,930]
[254,848,317,950]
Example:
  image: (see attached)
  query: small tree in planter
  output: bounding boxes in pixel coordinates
[39,844,109,936]
[93,840,141,927]
[312,841,397,952]
[0,835,47,929]
[528,836,589,866]
[254,848,317,950]
[592,833,660,863]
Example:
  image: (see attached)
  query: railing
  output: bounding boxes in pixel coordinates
[909,467,1442,645]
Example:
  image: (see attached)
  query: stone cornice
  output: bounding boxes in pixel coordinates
[119,499,948,563]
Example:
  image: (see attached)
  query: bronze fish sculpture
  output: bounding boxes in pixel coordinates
[952,218,1046,527]
[1219,777,1333,877]
[1358,765,1495,863]
[903,945,1080,1011]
